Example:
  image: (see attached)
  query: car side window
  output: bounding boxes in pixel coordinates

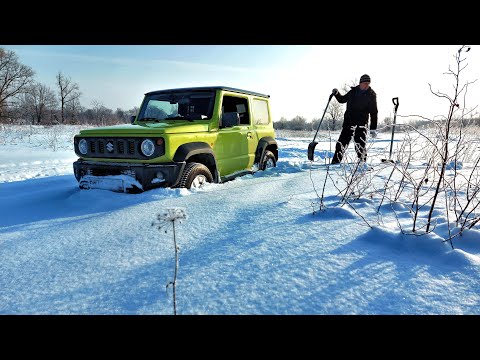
[252,98,270,125]
[221,95,250,126]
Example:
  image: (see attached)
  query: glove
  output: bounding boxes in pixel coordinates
[332,88,339,95]
[370,129,377,138]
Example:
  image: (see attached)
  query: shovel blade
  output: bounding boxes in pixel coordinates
[308,141,318,161]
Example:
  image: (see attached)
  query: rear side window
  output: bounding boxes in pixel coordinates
[252,99,269,125]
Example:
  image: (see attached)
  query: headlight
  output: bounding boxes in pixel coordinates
[141,139,155,156]
[78,139,88,155]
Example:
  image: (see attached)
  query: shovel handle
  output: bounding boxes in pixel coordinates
[392,97,399,112]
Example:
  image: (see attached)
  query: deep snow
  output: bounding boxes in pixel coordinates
[0,126,479,314]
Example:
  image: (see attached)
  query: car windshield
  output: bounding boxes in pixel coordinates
[137,91,215,122]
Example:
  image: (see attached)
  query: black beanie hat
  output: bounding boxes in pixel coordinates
[360,74,371,83]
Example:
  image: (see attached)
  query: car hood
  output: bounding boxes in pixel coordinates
[78,122,210,136]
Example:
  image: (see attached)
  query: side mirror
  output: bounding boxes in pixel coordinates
[222,112,240,128]
[130,115,136,124]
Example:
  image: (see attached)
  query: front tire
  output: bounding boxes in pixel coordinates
[259,150,276,170]
[178,162,213,189]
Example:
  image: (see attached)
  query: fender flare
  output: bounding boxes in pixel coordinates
[173,142,219,182]
[173,142,215,162]
[255,136,278,165]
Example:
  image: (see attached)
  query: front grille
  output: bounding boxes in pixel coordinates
[76,137,165,160]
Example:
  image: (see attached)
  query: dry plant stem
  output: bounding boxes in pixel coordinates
[172,220,178,315]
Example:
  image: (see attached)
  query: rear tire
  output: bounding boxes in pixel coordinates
[178,162,213,189]
[259,150,276,171]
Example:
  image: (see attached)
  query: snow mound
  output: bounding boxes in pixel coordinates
[359,226,480,267]
[360,226,451,257]
[446,249,480,266]
[308,204,357,220]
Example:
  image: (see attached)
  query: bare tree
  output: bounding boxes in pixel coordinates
[115,108,126,122]
[0,47,35,120]
[326,101,343,130]
[91,100,113,126]
[289,115,307,130]
[326,83,352,131]
[56,71,81,123]
[65,96,81,124]
[24,82,57,124]
[127,106,139,117]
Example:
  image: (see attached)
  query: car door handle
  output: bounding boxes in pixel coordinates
[247,132,253,138]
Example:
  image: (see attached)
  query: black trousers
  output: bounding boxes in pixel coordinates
[331,125,367,164]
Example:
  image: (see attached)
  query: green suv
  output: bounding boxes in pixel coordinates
[73,86,278,192]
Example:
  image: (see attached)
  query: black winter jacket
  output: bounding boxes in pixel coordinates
[334,85,378,130]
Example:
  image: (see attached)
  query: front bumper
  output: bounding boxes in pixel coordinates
[73,160,186,191]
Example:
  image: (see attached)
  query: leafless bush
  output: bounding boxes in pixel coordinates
[45,124,61,151]
[377,46,479,245]
[310,46,480,247]
[310,126,377,228]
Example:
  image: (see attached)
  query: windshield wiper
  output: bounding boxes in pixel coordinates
[165,115,194,122]
[137,117,160,122]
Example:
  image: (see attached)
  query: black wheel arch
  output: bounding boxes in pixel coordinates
[255,137,278,165]
[173,142,219,183]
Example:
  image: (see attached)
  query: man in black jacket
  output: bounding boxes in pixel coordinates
[331,74,378,164]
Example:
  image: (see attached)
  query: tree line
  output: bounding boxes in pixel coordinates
[272,115,480,132]
[273,78,480,131]
[3,47,479,129]
[0,47,138,126]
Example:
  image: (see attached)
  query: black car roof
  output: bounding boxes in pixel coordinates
[145,86,270,98]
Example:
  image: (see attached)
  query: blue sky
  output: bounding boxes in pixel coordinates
[4,45,480,124]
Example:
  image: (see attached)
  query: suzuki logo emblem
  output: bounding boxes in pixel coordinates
[106,142,114,152]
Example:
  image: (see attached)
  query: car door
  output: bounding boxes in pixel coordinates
[214,94,251,176]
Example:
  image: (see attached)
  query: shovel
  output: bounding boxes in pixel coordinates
[307,91,335,161]
[381,97,399,163]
